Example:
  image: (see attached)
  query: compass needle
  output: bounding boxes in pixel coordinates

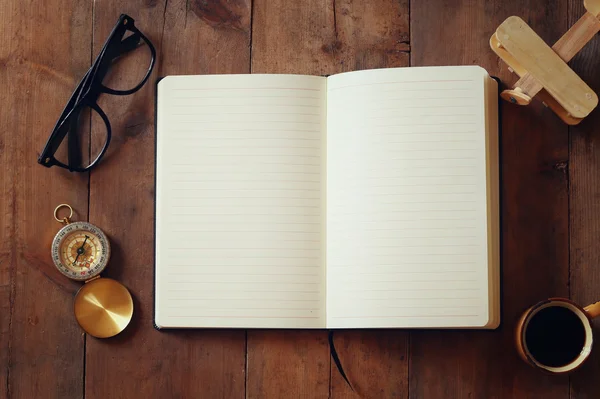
[72,235,90,265]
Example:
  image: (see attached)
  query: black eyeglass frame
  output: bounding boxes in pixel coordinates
[38,14,156,172]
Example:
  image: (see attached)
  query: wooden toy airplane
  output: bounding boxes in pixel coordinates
[491,0,600,125]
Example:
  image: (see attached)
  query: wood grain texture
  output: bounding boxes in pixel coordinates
[332,0,409,71]
[249,0,409,397]
[246,331,330,399]
[568,1,600,398]
[410,0,571,397]
[330,331,408,399]
[251,0,337,74]
[251,0,409,75]
[84,1,249,398]
[0,1,91,398]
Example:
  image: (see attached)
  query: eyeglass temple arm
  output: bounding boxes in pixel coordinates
[40,65,93,160]
[66,63,98,169]
[67,110,82,169]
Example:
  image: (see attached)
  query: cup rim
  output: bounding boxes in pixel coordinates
[520,298,594,374]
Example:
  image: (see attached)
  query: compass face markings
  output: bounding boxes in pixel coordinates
[51,222,111,281]
[62,232,99,269]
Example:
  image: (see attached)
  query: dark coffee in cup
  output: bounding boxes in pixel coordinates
[516,298,598,374]
[524,305,586,367]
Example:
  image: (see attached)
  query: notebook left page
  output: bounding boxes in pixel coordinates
[155,75,327,328]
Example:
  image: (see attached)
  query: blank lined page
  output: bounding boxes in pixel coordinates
[326,66,498,328]
[155,75,327,328]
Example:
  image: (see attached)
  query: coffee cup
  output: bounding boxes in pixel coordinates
[516,298,600,373]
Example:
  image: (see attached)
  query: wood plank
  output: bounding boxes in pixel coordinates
[568,1,600,397]
[251,0,409,75]
[246,331,330,399]
[0,1,91,398]
[410,1,571,397]
[330,330,408,399]
[249,0,409,397]
[84,1,250,397]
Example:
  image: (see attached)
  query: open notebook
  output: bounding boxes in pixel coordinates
[155,66,500,329]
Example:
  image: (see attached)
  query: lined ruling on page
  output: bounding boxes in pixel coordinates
[155,75,327,328]
[326,66,491,328]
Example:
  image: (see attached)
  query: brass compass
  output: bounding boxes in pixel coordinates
[52,204,133,338]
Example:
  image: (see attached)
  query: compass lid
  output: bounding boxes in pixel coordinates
[74,278,133,338]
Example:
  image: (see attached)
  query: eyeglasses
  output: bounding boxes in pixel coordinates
[38,14,156,172]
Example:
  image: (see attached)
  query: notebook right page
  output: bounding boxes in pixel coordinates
[326,66,498,328]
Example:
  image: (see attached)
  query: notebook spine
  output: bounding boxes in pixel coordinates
[153,76,164,331]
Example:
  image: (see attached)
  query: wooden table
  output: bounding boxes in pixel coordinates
[1,0,599,397]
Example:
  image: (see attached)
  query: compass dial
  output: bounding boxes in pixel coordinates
[52,221,110,281]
